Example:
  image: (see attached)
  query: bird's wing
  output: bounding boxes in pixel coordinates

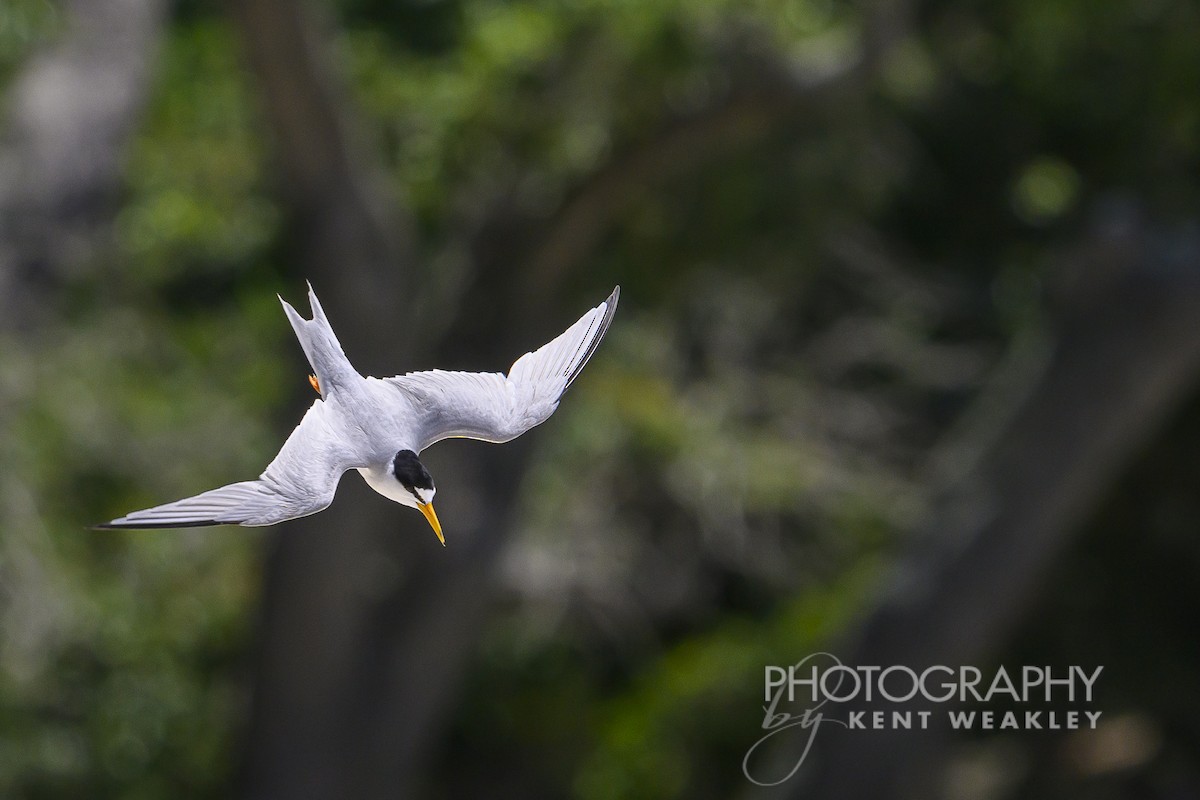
[96,400,359,529]
[384,286,619,452]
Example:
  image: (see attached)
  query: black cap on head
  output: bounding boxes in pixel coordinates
[393,450,434,491]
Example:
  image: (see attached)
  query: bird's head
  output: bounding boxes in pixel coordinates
[392,449,444,545]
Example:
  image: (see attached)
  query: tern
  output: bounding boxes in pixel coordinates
[96,284,619,544]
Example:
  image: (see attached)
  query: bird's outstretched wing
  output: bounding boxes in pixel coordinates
[96,399,358,529]
[384,286,619,453]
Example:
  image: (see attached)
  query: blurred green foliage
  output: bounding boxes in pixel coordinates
[0,0,62,80]
[117,20,278,284]
[1,8,283,796]
[3,0,1200,797]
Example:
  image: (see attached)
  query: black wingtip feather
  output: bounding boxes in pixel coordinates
[90,520,231,530]
[563,285,620,393]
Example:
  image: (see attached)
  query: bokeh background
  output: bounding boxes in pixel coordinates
[2,0,1199,798]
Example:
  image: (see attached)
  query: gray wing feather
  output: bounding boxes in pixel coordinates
[385,286,619,452]
[97,400,356,529]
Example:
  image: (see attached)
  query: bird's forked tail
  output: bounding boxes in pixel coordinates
[278,283,361,397]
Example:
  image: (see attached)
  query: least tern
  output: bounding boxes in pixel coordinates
[96,285,619,544]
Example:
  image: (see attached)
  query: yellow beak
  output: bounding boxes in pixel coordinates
[418,502,445,546]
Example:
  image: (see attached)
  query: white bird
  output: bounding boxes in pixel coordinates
[96,284,619,544]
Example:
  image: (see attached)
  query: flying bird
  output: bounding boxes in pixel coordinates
[96,285,619,544]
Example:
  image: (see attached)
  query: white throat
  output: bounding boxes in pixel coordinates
[357,466,435,509]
